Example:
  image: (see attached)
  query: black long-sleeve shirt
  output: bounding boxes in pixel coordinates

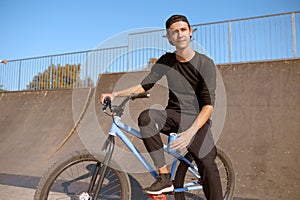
[141,52,216,116]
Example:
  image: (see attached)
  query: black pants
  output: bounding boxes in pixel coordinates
[138,109,223,200]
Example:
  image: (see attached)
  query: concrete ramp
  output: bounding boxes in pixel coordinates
[217,59,299,199]
[0,89,94,174]
[0,88,148,199]
[0,89,87,199]
[0,59,299,200]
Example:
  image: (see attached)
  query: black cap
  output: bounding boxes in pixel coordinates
[165,14,190,29]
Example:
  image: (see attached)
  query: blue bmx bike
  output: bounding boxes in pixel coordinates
[35,93,235,200]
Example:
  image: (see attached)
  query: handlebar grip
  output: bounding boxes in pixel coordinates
[130,92,151,100]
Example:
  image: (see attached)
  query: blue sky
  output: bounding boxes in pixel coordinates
[0,0,299,60]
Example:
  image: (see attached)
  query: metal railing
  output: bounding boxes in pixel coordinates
[0,11,299,91]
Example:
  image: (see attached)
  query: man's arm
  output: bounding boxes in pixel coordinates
[100,84,145,104]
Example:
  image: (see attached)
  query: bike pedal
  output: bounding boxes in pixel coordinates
[148,194,167,200]
[79,192,91,200]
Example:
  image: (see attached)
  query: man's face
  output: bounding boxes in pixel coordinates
[167,21,192,49]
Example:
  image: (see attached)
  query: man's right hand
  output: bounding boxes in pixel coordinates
[100,93,114,104]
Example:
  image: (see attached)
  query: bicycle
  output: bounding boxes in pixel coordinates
[34,92,235,200]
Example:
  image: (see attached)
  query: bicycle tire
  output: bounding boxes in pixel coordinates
[34,150,131,200]
[173,148,235,200]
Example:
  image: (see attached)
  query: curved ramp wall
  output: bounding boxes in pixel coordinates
[0,59,299,199]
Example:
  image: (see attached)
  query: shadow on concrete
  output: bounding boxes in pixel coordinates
[0,173,258,200]
[0,173,39,190]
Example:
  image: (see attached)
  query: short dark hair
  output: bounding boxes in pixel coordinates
[165,14,190,29]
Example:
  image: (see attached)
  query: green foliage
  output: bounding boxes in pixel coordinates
[27,64,92,90]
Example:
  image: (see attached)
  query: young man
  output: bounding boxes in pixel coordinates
[101,14,223,200]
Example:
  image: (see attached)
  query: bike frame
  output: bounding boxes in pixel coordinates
[105,115,203,193]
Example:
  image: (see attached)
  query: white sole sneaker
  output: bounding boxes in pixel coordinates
[144,185,174,195]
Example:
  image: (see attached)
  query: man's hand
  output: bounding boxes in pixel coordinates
[100,93,114,104]
[170,105,213,150]
[170,129,195,150]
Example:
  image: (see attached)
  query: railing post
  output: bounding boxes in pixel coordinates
[50,57,53,89]
[291,12,297,58]
[228,21,233,63]
[18,60,22,91]
[85,51,89,88]
[127,35,130,71]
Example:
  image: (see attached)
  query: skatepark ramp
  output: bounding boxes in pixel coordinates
[0,59,299,199]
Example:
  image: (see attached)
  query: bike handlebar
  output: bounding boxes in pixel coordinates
[130,92,151,100]
[102,92,151,116]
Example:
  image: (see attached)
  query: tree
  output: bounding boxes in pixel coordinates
[146,57,158,70]
[27,63,84,90]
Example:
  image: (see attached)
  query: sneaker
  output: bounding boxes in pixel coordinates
[144,173,174,195]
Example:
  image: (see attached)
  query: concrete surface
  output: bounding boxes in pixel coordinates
[0,59,299,199]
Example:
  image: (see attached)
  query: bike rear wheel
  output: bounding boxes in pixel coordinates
[173,148,235,200]
[34,151,131,200]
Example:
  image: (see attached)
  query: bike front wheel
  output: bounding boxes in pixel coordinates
[173,148,235,200]
[34,150,131,200]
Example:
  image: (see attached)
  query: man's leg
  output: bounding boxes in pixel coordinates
[138,109,180,168]
[138,109,167,169]
[193,147,223,200]
[188,120,223,200]
[138,109,176,194]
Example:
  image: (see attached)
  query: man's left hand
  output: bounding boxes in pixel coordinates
[170,130,194,150]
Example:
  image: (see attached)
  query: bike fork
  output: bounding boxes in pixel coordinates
[87,162,101,194]
[88,135,115,199]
